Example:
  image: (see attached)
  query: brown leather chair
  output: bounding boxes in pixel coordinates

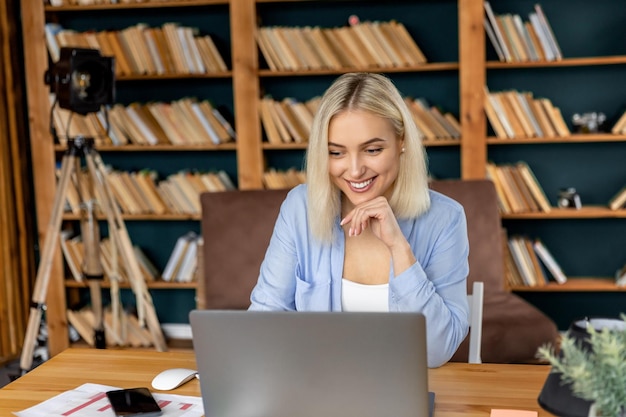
[199,180,559,363]
[429,179,558,363]
[199,189,289,310]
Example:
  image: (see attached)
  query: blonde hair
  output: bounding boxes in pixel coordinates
[305,72,430,243]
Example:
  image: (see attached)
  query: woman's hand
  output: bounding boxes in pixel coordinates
[340,196,404,250]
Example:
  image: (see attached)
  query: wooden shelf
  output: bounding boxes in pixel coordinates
[62,213,201,221]
[258,62,460,77]
[54,143,237,152]
[501,207,626,219]
[511,278,626,292]
[261,139,460,150]
[45,0,229,12]
[65,280,197,289]
[116,72,232,81]
[487,134,626,144]
[486,55,626,69]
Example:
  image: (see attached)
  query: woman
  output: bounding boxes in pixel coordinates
[249,72,469,367]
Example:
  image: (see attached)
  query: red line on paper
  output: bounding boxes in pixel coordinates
[62,392,107,416]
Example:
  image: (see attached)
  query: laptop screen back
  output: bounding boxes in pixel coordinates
[189,310,430,417]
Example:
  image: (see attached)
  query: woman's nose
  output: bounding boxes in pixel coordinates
[348,155,365,177]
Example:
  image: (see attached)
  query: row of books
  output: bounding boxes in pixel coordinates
[263,168,306,190]
[60,231,159,283]
[608,186,626,210]
[611,110,626,135]
[68,308,155,348]
[259,94,460,145]
[61,168,235,216]
[256,20,427,72]
[405,98,461,142]
[49,0,200,5]
[162,231,202,283]
[504,235,567,288]
[486,161,552,214]
[484,88,570,139]
[484,2,562,63]
[52,96,236,147]
[45,22,228,76]
[616,263,626,287]
[260,96,320,144]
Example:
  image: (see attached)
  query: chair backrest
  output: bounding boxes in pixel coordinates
[199,189,289,310]
[467,281,484,364]
[429,180,504,294]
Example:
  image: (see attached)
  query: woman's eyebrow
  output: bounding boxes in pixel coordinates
[327,138,386,148]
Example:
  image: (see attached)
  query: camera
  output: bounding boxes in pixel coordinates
[571,112,607,134]
[45,47,115,115]
[557,188,582,209]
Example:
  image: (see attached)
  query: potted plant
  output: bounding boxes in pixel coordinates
[537,315,626,417]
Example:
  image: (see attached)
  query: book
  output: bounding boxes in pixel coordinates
[162,232,197,282]
[515,161,552,213]
[616,264,626,287]
[484,17,505,62]
[175,236,199,282]
[532,239,567,284]
[484,1,511,62]
[534,4,562,60]
[608,185,626,210]
[528,12,555,61]
[260,97,284,145]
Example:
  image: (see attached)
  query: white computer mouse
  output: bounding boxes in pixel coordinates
[151,368,198,391]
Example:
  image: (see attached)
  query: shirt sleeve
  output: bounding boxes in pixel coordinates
[248,192,300,311]
[389,200,470,368]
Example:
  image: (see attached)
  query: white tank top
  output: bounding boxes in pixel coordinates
[341,279,389,312]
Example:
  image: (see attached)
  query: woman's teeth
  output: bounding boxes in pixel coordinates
[350,179,373,189]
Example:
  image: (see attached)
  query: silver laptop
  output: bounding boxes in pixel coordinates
[189,310,432,417]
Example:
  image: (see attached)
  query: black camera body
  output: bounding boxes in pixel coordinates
[557,187,582,209]
[45,47,115,115]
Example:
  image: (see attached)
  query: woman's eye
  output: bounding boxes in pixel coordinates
[365,148,383,155]
[329,150,342,157]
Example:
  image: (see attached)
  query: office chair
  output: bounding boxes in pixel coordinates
[467,281,484,364]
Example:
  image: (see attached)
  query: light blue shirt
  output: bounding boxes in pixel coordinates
[249,184,470,367]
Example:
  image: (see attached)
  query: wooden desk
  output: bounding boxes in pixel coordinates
[0,348,555,416]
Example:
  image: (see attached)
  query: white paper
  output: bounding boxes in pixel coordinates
[14,383,204,417]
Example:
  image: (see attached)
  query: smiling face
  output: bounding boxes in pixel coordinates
[327,109,404,212]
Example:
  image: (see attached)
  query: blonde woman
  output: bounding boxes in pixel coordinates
[249,73,469,367]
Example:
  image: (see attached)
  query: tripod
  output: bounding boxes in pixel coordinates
[20,136,167,374]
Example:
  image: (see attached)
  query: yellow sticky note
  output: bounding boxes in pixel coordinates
[491,410,538,417]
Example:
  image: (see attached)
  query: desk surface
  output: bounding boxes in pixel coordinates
[0,348,555,416]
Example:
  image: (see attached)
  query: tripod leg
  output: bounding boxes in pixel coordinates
[85,150,167,351]
[74,156,107,349]
[20,153,77,373]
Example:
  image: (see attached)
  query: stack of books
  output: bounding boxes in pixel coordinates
[486,161,552,214]
[162,231,202,283]
[504,235,567,288]
[405,98,461,142]
[60,232,159,284]
[51,96,236,147]
[262,168,306,190]
[484,2,562,63]
[484,88,570,139]
[260,96,320,144]
[45,22,228,76]
[59,168,236,215]
[256,20,427,71]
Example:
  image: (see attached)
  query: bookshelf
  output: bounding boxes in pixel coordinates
[20,0,626,351]
[485,0,626,327]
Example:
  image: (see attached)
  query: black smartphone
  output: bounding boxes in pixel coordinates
[106,387,163,417]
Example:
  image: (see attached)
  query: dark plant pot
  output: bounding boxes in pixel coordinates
[537,317,626,417]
